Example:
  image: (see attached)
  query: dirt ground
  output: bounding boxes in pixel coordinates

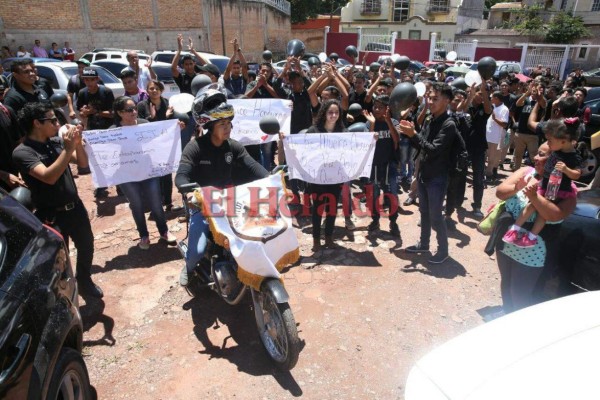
[74,168,507,400]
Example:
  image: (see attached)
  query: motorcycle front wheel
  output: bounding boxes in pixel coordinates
[252,285,300,371]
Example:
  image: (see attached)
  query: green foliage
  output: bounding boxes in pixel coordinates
[544,11,590,44]
[290,0,349,24]
[511,4,546,39]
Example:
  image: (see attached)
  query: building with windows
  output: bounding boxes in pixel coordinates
[339,0,484,43]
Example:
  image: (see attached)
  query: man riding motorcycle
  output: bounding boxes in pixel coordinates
[175,86,269,286]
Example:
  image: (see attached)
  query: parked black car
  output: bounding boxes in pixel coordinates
[556,188,600,292]
[0,189,92,399]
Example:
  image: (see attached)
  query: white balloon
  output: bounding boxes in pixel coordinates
[390,54,401,64]
[414,82,426,97]
[169,93,195,114]
[446,51,458,62]
[464,70,482,87]
[318,52,327,62]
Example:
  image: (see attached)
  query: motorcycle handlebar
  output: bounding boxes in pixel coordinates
[177,182,200,194]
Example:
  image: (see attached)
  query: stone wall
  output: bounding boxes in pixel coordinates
[0,0,290,62]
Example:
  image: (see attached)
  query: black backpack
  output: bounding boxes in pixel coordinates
[449,113,470,173]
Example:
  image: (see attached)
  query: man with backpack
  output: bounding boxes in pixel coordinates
[76,68,114,198]
[445,89,471,228]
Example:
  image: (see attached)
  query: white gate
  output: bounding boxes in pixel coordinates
[359,28,392,52]
[433,40,477,62]
[523,48,564,75]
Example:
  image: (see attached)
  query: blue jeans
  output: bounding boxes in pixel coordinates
[417,175,449,254]
[120,177,168,238]
[186,208,210,273]
[261,142,275,171]
[180,114,195,151]
[398,141,414,180]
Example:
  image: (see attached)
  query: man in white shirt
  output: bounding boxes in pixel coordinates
[122,51,155,92]
[485,91,509,180]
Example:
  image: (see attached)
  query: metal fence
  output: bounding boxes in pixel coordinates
[433,40,477,62]
[245,0,290,15]
[523,48,564,75]
[358,28,392,52]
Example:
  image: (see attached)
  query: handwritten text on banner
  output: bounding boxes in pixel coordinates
[83,120,181,188]
[283,132,376,184]
[229,98,292,145]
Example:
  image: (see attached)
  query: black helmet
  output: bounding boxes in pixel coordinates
[50,93,68,108]
[190,75,213,97]
[192,87,234,128]
[9,187,33,210]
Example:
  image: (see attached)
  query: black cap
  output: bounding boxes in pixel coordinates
[82,68,98,78]
[199,63,220,78]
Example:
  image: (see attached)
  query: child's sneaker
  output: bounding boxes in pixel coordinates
[516,235,537,248]
[502,229,519,244]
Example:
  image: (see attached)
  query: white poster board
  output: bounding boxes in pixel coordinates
[283,132,376,184]
[83,119,181,188]
[229,98,292,145]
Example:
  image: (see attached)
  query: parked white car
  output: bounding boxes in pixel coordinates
[405,291,600,400]
[80,48,150,63]
[91,59,179,98]
[34,61,124,98]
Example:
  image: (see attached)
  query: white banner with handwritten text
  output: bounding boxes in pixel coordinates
[283,132,376,184]
[83,120,181,188]
[229,98,292,145]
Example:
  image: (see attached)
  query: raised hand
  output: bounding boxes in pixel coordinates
[177,34,183,51]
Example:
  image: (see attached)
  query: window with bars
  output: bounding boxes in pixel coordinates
[429,0,450,12]
[393,0,410,21]
[592,0,600,12]
[361,0,381,15]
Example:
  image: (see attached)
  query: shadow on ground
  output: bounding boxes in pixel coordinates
[183,292,305,396]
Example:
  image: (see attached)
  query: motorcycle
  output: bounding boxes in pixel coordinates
[177,174,300,371]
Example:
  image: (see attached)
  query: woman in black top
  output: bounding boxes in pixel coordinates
[306,99,347,251]
[137,80,182,212]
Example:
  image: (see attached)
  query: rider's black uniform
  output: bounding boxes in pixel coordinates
[175,134,268,188]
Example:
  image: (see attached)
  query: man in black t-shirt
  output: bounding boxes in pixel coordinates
[466,83,492,217]
[76,68,114,130]
[12,102,103,298]
[171,34,198,95]
[0,101,24,191]
[364,94,401,238]
[3,59,50,115]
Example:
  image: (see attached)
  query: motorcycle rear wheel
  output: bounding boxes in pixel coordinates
[254,286,300,371]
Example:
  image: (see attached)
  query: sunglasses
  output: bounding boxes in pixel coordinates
[121,107,137,113]
[38,117,59,124]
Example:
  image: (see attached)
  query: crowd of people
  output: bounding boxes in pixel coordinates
[1,33,598,315]
[1,40,76,61]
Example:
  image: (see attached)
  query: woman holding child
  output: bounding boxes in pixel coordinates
[491,119,578,313]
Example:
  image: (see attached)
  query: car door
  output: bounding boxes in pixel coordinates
[0,206,40,398]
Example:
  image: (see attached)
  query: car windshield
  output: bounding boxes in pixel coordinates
[208,58,229,74]
[63,66,120,84]
[151,65,175,82]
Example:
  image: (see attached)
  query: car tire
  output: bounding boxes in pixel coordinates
[47,347,93,400]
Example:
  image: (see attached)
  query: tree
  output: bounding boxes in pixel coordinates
[290,0,349,24]
[544,11,590,44]
[511,4,546,40]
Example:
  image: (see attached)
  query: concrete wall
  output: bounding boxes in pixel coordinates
[0,0,290,62]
